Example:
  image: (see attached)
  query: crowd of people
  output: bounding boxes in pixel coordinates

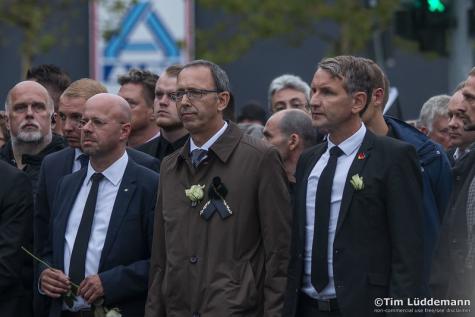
[0,55,473,317]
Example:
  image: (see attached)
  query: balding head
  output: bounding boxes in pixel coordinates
[81,93,132,170]
[5,81,54,114]
[5,81,54,147]
[86,93,132,123]
[264,108,316,160]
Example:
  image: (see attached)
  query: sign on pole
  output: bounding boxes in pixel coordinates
[90,0,194,92]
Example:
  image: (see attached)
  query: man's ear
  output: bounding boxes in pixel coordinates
[288,133,300,151]
[120,122,132,141]
[419,126,429,136]
[149,106,157,122]
[372,88,385,110]
[351,91,367,115]
[5,115,10,131]
[217,91,230,112]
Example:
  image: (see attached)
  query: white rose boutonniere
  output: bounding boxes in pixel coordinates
[185,184,205,206]
[350,174,364,190]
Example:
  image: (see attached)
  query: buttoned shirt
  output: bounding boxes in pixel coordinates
[63,152,128,310]
[302,124,366,299]
[189,121,228,152]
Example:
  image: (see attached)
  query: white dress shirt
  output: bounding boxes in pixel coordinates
[63,151,128,310]
[453,147,470,161]
[189,121,228,152]
[302,124,366,299]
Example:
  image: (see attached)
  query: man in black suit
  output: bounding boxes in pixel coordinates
[283,55,424,317]
[431,68,475,313]
[136,64,189,160]
[34,79,159,317]
[39,93,158,317]
[35,78,160,256]
[0,160,33,317]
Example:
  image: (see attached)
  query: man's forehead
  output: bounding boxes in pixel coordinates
[12,86,48,103]
[178,66,212,82]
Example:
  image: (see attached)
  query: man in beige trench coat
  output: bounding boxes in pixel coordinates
[144,59,292,317]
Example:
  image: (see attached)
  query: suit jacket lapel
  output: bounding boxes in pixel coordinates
[65,147,75,174]
[99,161,137,270]
[54,169,87,270]
[336,131,375,234]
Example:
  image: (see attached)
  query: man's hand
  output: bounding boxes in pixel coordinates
[40,268,70,298]
[78,274,104,304]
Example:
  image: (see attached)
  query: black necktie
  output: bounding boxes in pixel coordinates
[69,173,104,285]
[311,146,344,292]
[78,154,89,169]
[191,149,208,168]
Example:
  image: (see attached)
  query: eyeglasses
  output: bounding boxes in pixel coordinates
[173,89,220,102]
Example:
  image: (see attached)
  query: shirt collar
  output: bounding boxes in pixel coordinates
[327,123,366,156]
[189,121,228,152]
[145,131,161,144]
[85,151,128,187]
[74,148,85,161]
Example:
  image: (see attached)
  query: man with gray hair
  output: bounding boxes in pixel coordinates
[268,74,310,113]
[284,55,423,317]
[263,109,316,184]
[1,81,65,192]
[418,95,451,150]
[0,80,65,317]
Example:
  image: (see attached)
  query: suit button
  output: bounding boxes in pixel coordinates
[192,312,200,317]
[190,256,198,264]
[298,253,302,258]
[295,288,299,293]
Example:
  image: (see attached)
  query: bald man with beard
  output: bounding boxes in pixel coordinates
[39,93,159,317]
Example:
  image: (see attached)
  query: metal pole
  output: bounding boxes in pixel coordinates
[448,0,473,92]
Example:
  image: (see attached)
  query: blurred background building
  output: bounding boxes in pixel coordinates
[0,0,473,120]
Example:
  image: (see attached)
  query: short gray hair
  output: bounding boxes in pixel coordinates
[418,95,450,132]
[278,109,316,149]
[268,74,310,110]
[318,55,373,111]
[181,59,231,93]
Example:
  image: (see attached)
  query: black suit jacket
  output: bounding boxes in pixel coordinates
[41,158,159,317]
[0,160,33,317]
[430,150,475,302]
[283,130,424,317]
[34,147,159,255]
[135,136,160,157]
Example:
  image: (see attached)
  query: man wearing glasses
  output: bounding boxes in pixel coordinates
[39,93,159,317]
[145,60,292,317]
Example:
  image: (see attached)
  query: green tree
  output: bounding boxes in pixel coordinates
[196,0,400,64]
[0,0,134,77]
[0,0,79,76]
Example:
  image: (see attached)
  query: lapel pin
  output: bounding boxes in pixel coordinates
[357,152,366,160]
[124,188,128,192]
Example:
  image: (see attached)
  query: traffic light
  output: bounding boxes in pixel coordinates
[395,0,453,55]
